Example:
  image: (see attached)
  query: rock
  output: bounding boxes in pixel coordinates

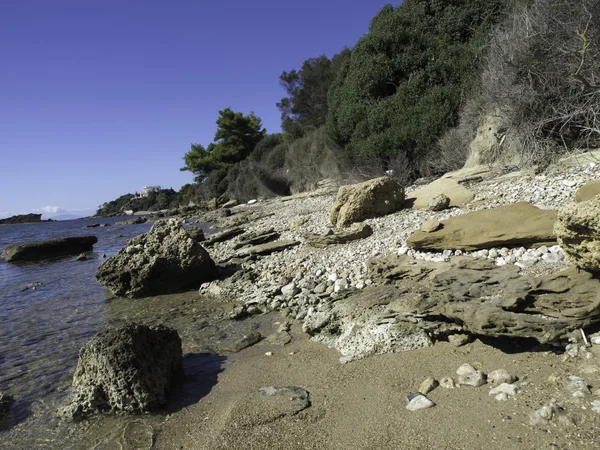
[530,400,572,428]
[234,240,300,258]
[575,180,600,202]
[428,194,451,211]
[62,323,182,419]
[564,376,591,399]
[186,226,205,242]
[302,308,332,335]
[247,199,258,205]
[2,236,98,262]
[219,209,231,218]
[115,217,147,226]
[555,196,600,274]
[406,393,435,411]
[448,334,471,347]
[0,392,14,424]
[458,370,487,387]
[122,421,154,450]
[204,227,246,246]
[0,213,43,225]
[418,377,439,395]
[489,383,519,400]
[440,377,456,389]
[406,171,475,209]
[221,331,263,353]
[488,369,517,387]
[304,223,373,247]
[281,282,300,299]
[96,219,217,298]
[407,202,557,251]
[330,177,405,228]
[75,253,88,261]
[233,229,280,250]
[368,254,600,344]
[420,220,441,233]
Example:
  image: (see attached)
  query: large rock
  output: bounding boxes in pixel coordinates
[575,180,600,202]
[62,323,182,419]
[0,392,14,425]
[96,219,217,298]
[406,172,476,209]
[407,202,557,251]
[2,236,98,262]
[367,254,600,344]
[0,213,43,225]
[330,177,405,228]
[555,195,600,274]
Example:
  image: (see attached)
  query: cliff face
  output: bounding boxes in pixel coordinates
[0,214,43,225]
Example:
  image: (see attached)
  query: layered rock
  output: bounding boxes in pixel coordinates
[96,219,217,298]
[575,180,600,202]
[2,236,98,262]
[407,202,557,251]
[304,223,373,248]
[555,195,600,274]
[62,323,182,419]
[330,177,405,227]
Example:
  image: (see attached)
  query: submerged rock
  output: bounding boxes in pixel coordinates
[2,236,98,262]
[0,392,15,425]
[62,323,182,420]
[96,219,217,298]
[330,177,405,228]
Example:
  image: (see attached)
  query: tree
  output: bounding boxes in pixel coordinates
[181,108,266,181]
[277,49,351,139]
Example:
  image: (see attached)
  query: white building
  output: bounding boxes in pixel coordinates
[140,185,161,197]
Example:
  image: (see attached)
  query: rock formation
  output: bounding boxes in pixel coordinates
[330,176,405,227]
[96,219,217,298]
[62,323,182,419]
[304,223,373,247]
[2,236,98,262]
[555,195,600,274]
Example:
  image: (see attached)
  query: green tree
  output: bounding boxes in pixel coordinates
[326,0,507,174]
[277,49,351,139]
[181,108,266,181]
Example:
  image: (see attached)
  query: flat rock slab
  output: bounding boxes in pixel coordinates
[233,229,280,250]
[575,179,600,202]
[407,202,557,251]
[234,240,300,258]
[304,223,373,248]
[407,175,475,209]
[204,227,245,246]
[2,236,98,262]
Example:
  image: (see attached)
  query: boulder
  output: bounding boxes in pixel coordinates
[304,223,373,248]
[62,323,182,419]
[96,219,217,298]
[428,194,451,211]
[330,177,405,228]
[186,226,205,243]
[407,202,557,251]
[406,173,475,209]
[575,180,600,202]
[2,236,98,262]
[555,195,600,274]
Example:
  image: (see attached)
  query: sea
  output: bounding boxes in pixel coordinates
[0,217,169,446]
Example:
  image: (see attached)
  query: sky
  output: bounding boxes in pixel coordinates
[0,0,400,218]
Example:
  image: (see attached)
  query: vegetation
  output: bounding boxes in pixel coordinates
[96,188,180,216]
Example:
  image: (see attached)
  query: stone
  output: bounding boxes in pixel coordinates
[428,194,451,211]
[418,377,439,395]
[233,230,280,249]
[420,220,442,233]
[407,170,476,209]
[222,199,238,208]
[304,223,373,247]
[281,282,300,299]
[407,203,557,251]
[221,331,263,353]
[555,195,600,274]
[62,323,182,419]
[2,236,98,262]
[440,377,456,389]
[456,363,477,376]
[456,365,487,387]
[575,180,600,202]
[0,392,14,424]
[489,383,519,399]
[115,217,147,226]
[75,253,88,261]
[96,219,217,298]
[488,369,517,387]
[247,199,258,205]
[330,177,405,228]
[302,308,332,335]
[122,421,154,450]
[234,240,300,258]
[564,376,591,399]
[204,227,245,246]
[448,334,471,347]
[406,393,435,411]
[530,400,568,428]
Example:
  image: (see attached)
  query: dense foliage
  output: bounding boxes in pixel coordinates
[96,188,179,216]
[180,108,266,181]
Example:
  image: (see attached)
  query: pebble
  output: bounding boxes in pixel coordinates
[406,393,435,411]
[488,369,517,387]
[440,377,456,389]
[264,352,273,356]
[418,377,439,395]
[456,364,487,387]
[489,383,519,400]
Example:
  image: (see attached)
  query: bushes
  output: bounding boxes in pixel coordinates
[456,0,600,166]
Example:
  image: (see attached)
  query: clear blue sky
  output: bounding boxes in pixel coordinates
[0,0,399,218]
